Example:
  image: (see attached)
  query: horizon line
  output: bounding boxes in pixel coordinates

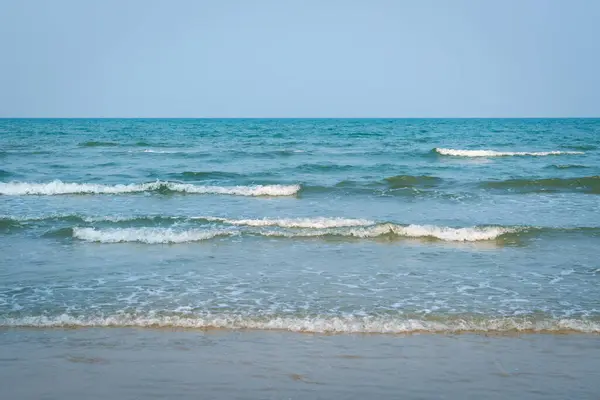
[1,116,599,120]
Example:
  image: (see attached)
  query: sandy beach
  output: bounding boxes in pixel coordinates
[2,329,599,399]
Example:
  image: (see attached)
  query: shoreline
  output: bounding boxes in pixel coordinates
[2,326,599,336]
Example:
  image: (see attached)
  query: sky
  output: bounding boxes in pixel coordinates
[1,0,599,118]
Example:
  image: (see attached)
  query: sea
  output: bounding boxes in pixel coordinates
[1,118,599,399]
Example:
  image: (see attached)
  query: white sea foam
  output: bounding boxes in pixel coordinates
[390,224,514,241]
[1,314,598,333]
[262,224,515,242]
[1,211,518,243]
[72,224,514,243]
[0,180,301,196]
[434,148,584,157]
[201,217,376,229]
[73,227,234,244]
[2,213,518,242]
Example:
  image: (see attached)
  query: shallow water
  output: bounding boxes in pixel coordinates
[1,118,600,332]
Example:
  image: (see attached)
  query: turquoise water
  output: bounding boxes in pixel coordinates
[1,118,599,332]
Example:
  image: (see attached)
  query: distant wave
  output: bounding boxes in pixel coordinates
[481,176,600,194]
[169,171,245,181]
[139,149,189,154]
[1,214,186,225]
[230,149,307,158]
[564,144,597,151]
[384,175,443,189]
[546,164,590,170]
[78,141,119,147]
[79,141,183,149]
[0,180,301,196]
[327,175,446,192]
[69,224,517,243]
[291,163,355,173]
[1,314,598,333]
[0,215,375,228]
[0,169,12,178]
[434,148,584,157]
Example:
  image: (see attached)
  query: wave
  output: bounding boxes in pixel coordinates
[384,175,443,189]
[564,144,597,151]
[0,215,380,229]
[434,148,584,157]
[168,171,245,181]
[546,164,589,170]
[230,149,306,158]
[292,163,355,173]
[0,180,301,196]
[70,224,517,243]
[78,141,119,147]
[0,169,12,178]
[201,217,376,229]
[327,175,445,192]
[481,176,600,194]
[134,141,178,148]
[0,217,22,230]
[139,149,190,154]
[1,314,598,334]
[1,214,189,226]
[6,213,598,242]
[260,224,516,241]
[72,227,235,243]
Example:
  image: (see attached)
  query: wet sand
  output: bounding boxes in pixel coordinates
[1,329,599,399]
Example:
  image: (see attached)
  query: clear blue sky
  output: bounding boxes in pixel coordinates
[1,0,599,117]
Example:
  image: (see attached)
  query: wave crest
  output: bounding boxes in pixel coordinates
[434,148,584,157]
[71,224,516,243]
[73,227,235,243]
[261,224,516,241]
[0,180,301,196]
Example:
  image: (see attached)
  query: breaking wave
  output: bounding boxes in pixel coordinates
[434,148,584,157]
[72,227,235,244]
[1,314,598,334]
[70,224,517,243]
[258,224,517,241]
[0,180,301,196]
[5,214,599,241]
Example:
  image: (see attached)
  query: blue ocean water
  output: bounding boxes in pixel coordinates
[1,118,599,333]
